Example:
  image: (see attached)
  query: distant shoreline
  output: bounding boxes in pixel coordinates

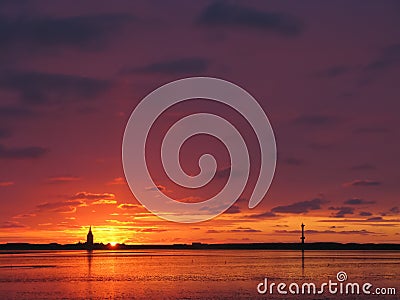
[1,242,399,251]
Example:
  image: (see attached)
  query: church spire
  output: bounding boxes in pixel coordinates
[86,226,94,250]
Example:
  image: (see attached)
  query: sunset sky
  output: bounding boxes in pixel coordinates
[0,1,399,244]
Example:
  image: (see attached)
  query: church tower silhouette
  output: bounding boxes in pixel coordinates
[86,226,93,250]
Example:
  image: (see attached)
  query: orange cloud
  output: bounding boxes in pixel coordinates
[36,199,86,212]
[117,203,140,210]
[0,221,26,228]
[107,177,126,185]
[343,179,381,187]
[46,176,81,184]
[92,199,117,205]
[13,213,36,219]
[70,192,115,200]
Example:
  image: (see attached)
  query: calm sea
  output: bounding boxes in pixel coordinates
[0,250,399,299]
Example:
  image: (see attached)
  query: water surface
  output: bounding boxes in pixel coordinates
[0,250,398,299]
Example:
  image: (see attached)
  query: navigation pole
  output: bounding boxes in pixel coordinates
[301,223,305,271]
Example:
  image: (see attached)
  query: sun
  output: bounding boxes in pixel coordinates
[110,242,117,247]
